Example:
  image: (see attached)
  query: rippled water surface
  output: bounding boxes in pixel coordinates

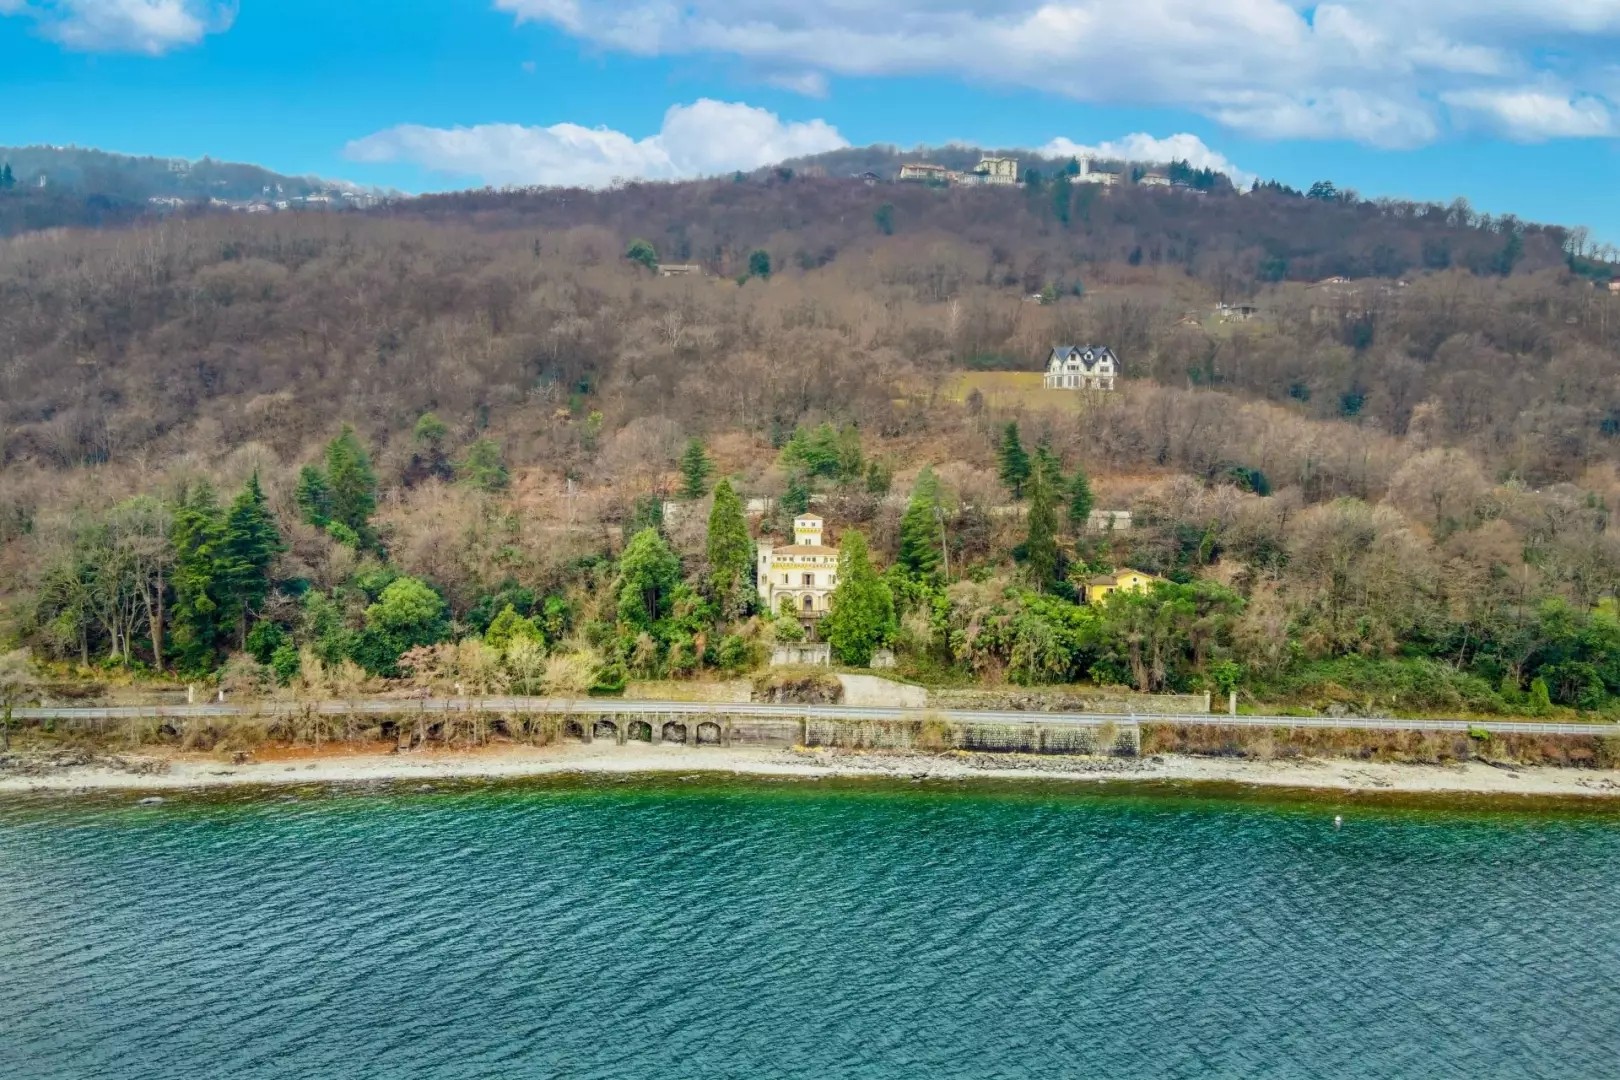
[2,778,1618,1079]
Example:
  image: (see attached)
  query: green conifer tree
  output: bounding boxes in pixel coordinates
[706,479,753,619]
[1066,466,1095,532]
[0,164,14,190]
[1024,457,1060,592]
[218,472,286,649]
[625,238,659,271]
[897,466,943,580]
[824,531,896,667]
[294,465,331,528]
[781,474,811,517]
[998,422,1031,500]
[1034,438,1064,486]
[170,483,227,671]
[679,438,714,500]
[324,425,377,541]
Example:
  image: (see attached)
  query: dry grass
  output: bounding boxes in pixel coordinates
[915,713,954,752]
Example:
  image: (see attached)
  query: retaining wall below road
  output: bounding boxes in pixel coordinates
[806,717,1139,756]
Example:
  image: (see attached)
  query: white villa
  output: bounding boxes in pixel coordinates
[1043,345,1119,391]
[757,515,839,632]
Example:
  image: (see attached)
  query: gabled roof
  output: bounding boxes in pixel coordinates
[1049,345,1117,370]
[1088,569,1163,586]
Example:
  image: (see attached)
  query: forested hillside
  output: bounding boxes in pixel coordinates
[0,145,355,236]
[4,164,1620,717]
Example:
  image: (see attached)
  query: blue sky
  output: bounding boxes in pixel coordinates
[2,0,1619,240]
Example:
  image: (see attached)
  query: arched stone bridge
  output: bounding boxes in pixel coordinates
[560,712,733,746]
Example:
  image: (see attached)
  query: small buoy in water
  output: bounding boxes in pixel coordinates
[138,796,164,806]
[1334,815,1343,830]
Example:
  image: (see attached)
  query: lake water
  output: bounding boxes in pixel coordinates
[2,777,1618,1079]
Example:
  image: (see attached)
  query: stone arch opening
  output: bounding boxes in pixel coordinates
[661,722,687,744]
[592,719,618,741]
[696,721,723,746]
[628,720,653,743]
[802,593,815,611]
[563,719,586,741]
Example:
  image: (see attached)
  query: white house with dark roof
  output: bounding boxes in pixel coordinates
[1043,345,1119,391]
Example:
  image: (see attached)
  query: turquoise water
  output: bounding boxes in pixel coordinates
[2,778,1618,1080]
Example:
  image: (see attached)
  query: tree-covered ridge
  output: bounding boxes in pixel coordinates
[1,170,1619,716]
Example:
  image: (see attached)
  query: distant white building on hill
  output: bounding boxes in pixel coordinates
[1075,158,1119,187]
[1043,345,1119,391]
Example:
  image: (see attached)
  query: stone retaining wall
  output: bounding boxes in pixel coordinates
[805,718,1139,756]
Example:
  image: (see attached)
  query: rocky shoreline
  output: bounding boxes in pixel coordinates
[4,742,1620,802]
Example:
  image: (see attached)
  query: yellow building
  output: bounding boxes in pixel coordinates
[1083,569,1166,605]
[757,515,839,630]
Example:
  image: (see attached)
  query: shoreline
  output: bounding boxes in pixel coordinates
[5,743,1620,802]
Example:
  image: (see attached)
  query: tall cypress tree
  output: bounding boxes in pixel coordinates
[219,473,285,649]
[170,483,227,672]
[1067,466,1095,532]
[679,438,714,500]
[824,531,896,666]
[706,479,753,619]
[897,466,942,580]
[1024,457,1060,593]
[324,425,377,540]
[998,422,1031,500]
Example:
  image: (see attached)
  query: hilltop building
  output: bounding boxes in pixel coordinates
[1043,345,1119,391]
[1075,158,1119,187]
[899,162,952,183]
[757,515,839,633]
[1083,569,1165,605]
[969,155,1020,186]
[899,156,1020,187]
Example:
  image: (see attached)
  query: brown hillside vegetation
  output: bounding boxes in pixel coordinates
[3,172,1620,717]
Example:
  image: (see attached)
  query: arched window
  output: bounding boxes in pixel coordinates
[802,594,815,612]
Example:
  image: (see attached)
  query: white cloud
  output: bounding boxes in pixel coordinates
[0,0,232,54]
[493,0,1620,146]
[1041,133,1257,187]
[344,99,849,188]
[761,70,829,98]
[1442,88,1614,140]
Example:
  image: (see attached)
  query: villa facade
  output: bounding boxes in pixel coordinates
[757,515,839,633]
[1043,345,1119,391]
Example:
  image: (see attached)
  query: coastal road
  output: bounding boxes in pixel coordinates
[13,698,1619,738]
